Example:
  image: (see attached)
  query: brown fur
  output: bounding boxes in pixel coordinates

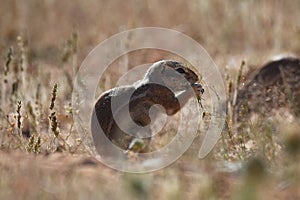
[92,60,204,152]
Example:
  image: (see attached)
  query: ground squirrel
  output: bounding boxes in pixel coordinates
[235,57,300,121]
[92,60,204,153]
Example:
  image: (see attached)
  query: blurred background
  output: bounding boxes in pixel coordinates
[1,0,300,65]
[1,1,300,200]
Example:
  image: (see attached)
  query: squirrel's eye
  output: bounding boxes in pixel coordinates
[176,68,185,74]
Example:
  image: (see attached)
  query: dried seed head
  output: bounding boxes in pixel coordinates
[49,84,58,110]
[16,100,22,129]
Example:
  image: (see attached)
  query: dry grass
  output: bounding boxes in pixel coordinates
[1,0,300,199]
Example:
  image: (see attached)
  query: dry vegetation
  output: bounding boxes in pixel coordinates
[1,0,300,199]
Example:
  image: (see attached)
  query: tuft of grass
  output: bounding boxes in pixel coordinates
[48,83,72,152]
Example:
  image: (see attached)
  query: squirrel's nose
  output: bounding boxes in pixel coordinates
[201,88,204,94]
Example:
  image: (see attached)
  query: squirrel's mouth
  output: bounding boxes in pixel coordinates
[186,75,199,85]
[192,82,205,94]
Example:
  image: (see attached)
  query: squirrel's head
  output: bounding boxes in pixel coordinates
[145,60,201,91]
